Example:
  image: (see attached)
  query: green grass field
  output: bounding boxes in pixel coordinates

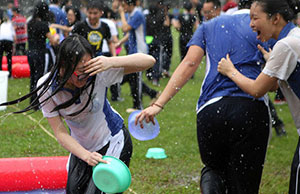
[0,29,298,193]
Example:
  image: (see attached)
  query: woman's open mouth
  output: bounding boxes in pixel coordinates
[257,30,261,40]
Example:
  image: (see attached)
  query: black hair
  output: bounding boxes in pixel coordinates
[12,6,20,13]
[183,2,193,11]
[0,34,96,116]
[123,0,137,6]
[204,0,221,8]
[65,6,81,24]
[30,1,50,22]
[50,0,59,4]
[239,0,253,9]
[254,0,300,22]
[86,1,104,11]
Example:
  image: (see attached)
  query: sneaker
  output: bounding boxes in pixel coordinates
[126,108,138,113]
[274,124,287,136]
[274,99,287,105]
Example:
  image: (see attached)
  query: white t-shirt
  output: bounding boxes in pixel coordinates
[101,18,118,53]
[0,21,15,41]
[37,67,124,151]
[263,27,300,131]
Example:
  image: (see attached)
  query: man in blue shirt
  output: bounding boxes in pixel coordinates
[136,0,270,193]
[118,0,158,112]
[49,0,67,36]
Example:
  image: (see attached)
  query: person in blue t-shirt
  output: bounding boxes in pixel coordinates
[49,0,68,36]
[136,0,271,193]
[118,0,159,112]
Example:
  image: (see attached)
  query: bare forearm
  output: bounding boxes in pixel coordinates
[112,53,155,74]
[55,130,90,161]
[48,117,90,162]
[155,59,199,107]
[226,69,277,98]
[120,11,131,32]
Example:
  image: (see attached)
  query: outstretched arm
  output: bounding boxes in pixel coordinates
[135,45,204,127]
[218,54,278,98]
[84,53,156,76]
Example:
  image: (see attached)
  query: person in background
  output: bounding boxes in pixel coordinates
[201,0,222,21]
[27,1,58,108]
[136,0,271,193]
[159,1,173,80]
[6,2,13,21]
[61,0,72,13]
[118,0,159,112]
[145,1,169,86]
[101,5,123,102]
[172,2,197,61]
[190,0,204,24]
[50,6,81,37]
[12,7,27,55]
[49,0,68,39]
[0,34,156,193]
[0,12,16,78]
[222,0,238,12]
[72,1,115,57]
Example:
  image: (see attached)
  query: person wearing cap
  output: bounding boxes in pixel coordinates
[136,0,272,193]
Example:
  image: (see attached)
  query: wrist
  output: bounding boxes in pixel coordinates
[151,102,164,109]
[229,69,238,79]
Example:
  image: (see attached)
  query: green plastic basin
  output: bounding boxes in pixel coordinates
[92,156,131,193]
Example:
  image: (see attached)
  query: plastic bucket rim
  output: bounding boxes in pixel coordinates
[92,156,131,193]
[128,110,160,141]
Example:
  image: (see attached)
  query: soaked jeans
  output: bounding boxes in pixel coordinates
[197,97,270,194]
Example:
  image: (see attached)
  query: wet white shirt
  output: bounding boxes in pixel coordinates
[37,67,124,151]
[262,27,300,132]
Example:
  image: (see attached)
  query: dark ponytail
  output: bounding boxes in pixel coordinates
[255,0,300,22]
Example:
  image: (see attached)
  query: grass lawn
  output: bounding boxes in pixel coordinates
[0,29,298,193]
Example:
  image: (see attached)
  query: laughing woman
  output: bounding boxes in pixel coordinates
[217,0,300,192]
[0,34,155,193]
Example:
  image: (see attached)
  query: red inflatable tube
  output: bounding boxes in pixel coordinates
[2,56,28,65]
[1,55,30,78]
[2,63,31,78]
[0,156,68,192]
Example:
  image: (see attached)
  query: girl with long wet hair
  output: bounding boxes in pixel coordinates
[1,34,155,193]
[218,0,300,193]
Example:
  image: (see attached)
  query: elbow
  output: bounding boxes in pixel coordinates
[122,26,129,33]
